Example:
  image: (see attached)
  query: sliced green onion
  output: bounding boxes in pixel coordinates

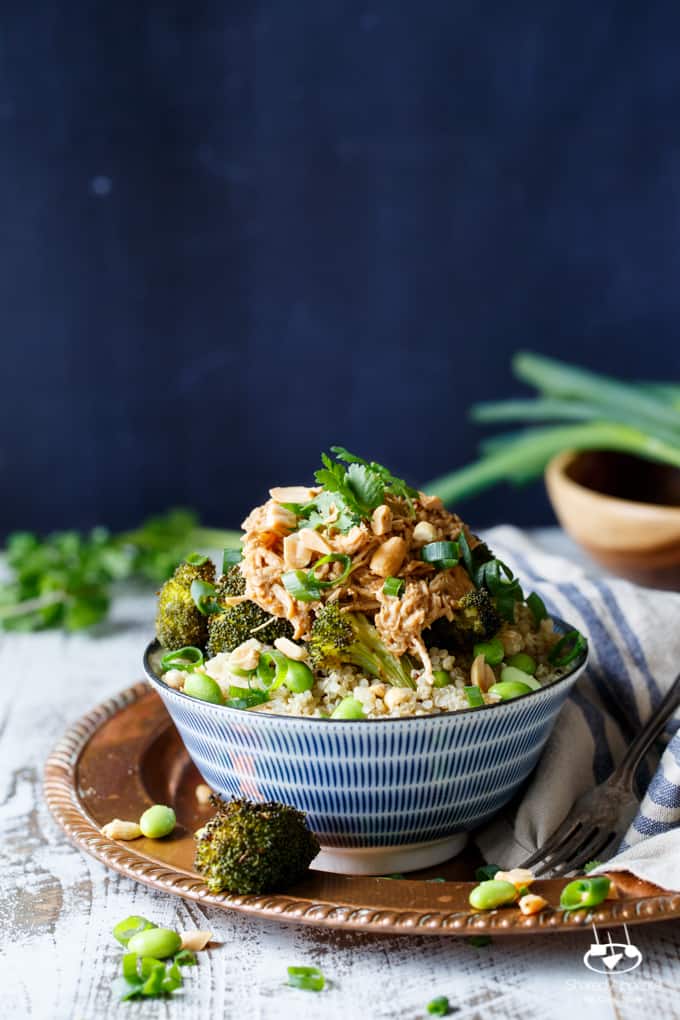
[458,529,474,576]
[141,960,166,997]
[473,637,505,666]
[113,916,156,947]
[464,685,484,707]
[432,669,452,688]
[286,965,325,992]
[549,630,587,667]
[160,646,204,672]
[309,553,353,588]
[281,570,323,602]
[185,552,209,566]
[383,576,405,597]
[222,547,242,572]
[161,962,183,993]
[225,688,269,709]
[559,876,610,911]
[190,579,221,615]
[174,949,197,967]
[427,996,451,1016]
[421,541,460,567]
[257,650,289,690]
[474,864,502,882]
[122,952,140,982]
[527,592,547,622]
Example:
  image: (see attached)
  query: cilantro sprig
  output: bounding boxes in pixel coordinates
[297,447,418,534]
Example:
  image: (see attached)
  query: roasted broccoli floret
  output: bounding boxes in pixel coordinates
[423,588,501,650]
[206,565,293,656]
[308,602,415,688]
[156,555,215,649]
[194,797,320,894]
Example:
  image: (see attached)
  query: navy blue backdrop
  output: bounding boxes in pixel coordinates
[2,2,680,537]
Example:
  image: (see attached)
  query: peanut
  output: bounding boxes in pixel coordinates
[101,819,142,841]
[370,536,407,578]
[471,653,495,693]
[371,504,392,536]
[179,930,213,952]
[518,893,548,916]
[195,784,213,805]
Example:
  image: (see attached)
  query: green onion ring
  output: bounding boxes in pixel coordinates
[382,576,405,597]
[421,541,460,565]
[286,965,325,992]
[281,570,323,602]
[256,650,289,690]
[160,646,204,672]
[190,579,221,615]
[549,629,587,667]
[527,591,548,622]
[309,553,353,588]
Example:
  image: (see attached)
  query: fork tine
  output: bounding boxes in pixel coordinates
[526,820,591,877]
[548,830,608,877]
[519,817,583,870]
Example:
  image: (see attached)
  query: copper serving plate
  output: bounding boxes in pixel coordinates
[44,683,680,937]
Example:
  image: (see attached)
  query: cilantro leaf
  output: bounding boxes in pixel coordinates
[345,463,385,515]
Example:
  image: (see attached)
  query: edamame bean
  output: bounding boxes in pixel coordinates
[184,672,224,705]
[472,637,505,666]
[331,697,364,720]
[284,659,314,693]
[487,679,532,701]
[500,666,540,691]
[559,876,611,912]
[127,927,181,959]
[506,652,536,675]
[139,804,176,839]
[432,670,451,688]
[469,879,518,910]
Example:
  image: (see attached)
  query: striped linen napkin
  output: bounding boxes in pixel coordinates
[475,526,680,892]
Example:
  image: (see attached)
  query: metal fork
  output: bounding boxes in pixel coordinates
[520,672,680,877]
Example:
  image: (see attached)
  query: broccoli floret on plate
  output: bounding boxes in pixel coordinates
[424,589,501,650]
[194,797,320,894]
[308,602,415,688]
[155,555,215,649]
[206,566,293,656]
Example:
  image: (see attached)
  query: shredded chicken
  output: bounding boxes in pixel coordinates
[239,489,484,665]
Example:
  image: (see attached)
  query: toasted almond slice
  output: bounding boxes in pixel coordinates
[179,930,213,952]
[195,783,213,805]
[101,819,142,840]
[269,486,318,504]
[518,893,548,916]
[274,637,308,660]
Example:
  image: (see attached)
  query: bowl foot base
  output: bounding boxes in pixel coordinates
[311,833,468,876]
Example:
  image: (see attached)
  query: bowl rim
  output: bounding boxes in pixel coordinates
[142,615,588,725]
[546,449,680,519]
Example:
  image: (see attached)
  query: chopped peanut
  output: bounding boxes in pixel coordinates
[274,636,308,660]
[471,654,495,693]
[494,868,536,889]
[264,502,297,535]
[371,504,392,536]
[411,521,438,545]
[101,819,142,841]
[283,532,313,569]
[229,638,262,673]
[298,529,332,555]
[518,893,548,916]
[179,930,213,952]
[195,784,213,805]
[163,669,185,690]
[370,536,407,578]
[269,486,317,504]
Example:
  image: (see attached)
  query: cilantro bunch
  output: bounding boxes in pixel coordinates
[0,510,241,633]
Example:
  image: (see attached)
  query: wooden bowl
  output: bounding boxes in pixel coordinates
[545,450,680,590]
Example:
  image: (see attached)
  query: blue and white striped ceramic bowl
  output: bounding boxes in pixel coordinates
[143,620,587,875]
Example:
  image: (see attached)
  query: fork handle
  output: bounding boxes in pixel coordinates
[610,672,680,788]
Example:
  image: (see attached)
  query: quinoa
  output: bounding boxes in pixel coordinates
[177,605,562,720]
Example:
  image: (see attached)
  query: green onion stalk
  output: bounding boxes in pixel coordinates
[424,353,680,505]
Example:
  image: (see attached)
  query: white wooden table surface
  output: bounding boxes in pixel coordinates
[2,530,679,1020]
